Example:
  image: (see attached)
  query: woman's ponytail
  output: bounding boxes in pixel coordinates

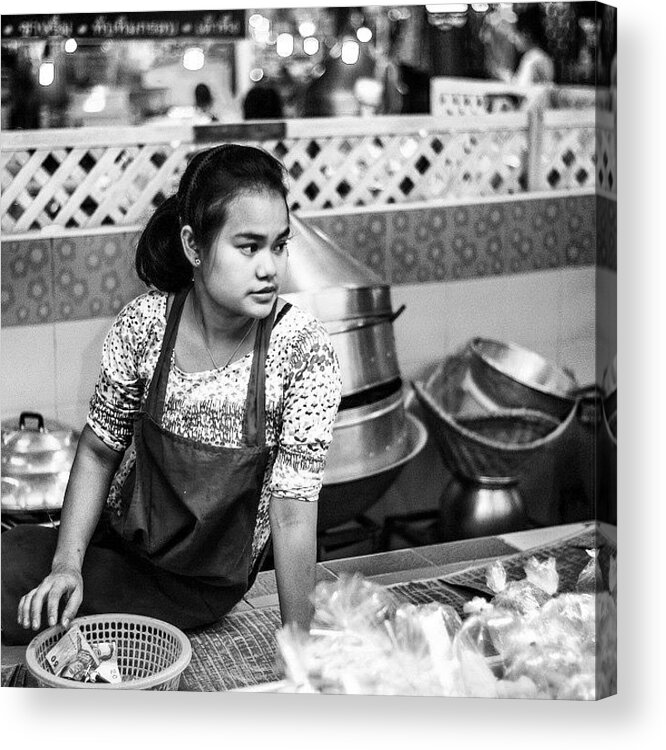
[135,195,192,292]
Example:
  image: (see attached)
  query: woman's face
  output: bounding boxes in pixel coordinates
[199,190,290,320]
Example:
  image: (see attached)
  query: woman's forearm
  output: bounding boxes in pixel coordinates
[52,424,123,573]
[269,496,318,631]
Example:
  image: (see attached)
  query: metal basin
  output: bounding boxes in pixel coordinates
[319,413,427,530]
[468,338,579,419]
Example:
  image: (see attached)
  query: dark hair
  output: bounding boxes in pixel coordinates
[136,144,289,291]
[243,85,284,120]
[515,4,549,51]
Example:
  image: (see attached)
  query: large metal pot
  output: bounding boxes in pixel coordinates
[1,412,78,514]
[285,284,405,397]
[284,284,394,324]
[325,308,405,397]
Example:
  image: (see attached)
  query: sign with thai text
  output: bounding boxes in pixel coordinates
[1,10,247,40]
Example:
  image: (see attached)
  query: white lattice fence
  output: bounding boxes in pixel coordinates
[1,111,608,235]
[596,112,617,194]
[1,126,193,234]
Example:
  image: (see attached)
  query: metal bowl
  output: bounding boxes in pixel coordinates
[468,338,579,419]
[318,413,427,530]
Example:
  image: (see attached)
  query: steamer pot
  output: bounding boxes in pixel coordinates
[1,412,78,514]
[325,308,405,396]
[284,284,394,324]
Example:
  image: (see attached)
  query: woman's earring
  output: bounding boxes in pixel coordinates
[194,258,201,267]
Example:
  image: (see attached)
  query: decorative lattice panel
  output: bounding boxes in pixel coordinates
[596,121,617,194]
[1,138,194,233]
[540,125,596,191]
[1,110,606,235]
[258,129,528,211]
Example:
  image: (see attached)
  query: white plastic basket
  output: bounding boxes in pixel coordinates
[26,613,192,690]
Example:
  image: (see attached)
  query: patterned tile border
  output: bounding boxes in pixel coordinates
[1,194,614,328]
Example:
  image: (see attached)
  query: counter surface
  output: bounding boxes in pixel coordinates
[1,521,615,690]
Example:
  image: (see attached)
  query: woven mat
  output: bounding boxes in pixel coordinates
[180,607,283,692]
[2,664,35,688]
[442,524,617,594]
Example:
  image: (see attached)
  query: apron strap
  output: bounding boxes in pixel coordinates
[146,283,276,448]
[146,285,190,418]
[243,302,277,448]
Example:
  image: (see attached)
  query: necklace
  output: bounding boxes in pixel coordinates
[191,294,256,370]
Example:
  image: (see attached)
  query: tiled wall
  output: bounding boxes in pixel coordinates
[1,191,613,429]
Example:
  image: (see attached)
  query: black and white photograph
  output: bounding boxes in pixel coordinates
[0,0,643,739]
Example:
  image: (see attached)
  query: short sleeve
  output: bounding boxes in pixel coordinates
[270,319,342,501]
[86,292,164,452]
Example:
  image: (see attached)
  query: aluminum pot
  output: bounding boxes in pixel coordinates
[325,307,405,396]
[1,412,79,514]
[283,284,394,324]
[468,338,579,420]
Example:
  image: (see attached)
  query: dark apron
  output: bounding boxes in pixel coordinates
[109,286,275,616]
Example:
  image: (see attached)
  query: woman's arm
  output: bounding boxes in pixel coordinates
[18,424,123,632]
[269,496,318,631]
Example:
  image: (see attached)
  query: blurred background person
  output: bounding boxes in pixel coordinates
[193,83,218,123]
[243,83,284,120]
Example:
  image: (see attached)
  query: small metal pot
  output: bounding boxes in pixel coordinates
[1,412,79,514]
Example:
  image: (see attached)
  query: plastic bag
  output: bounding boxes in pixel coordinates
[486,560,508,593]
[311,573,396,633]
[491,579,551,614]
[524,556,559,595]
[576,548,604,593]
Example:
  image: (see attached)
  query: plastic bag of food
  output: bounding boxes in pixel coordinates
[576,548,604,593]
[491,579,551,614]
[486,560,508,593]
[524,556,559,595]
[311,573,396,633]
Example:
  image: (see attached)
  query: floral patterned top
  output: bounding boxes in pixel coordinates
[87,290,342,567]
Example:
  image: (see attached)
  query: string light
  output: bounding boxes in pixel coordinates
[183,47,204,71]
[276,33,294,58]
[356,27,372,43]
[341,39,360,65]
[303,37,319,55]
[38,62,55,86]
[64,38,77,53]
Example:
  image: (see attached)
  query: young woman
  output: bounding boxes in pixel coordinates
[1,144,342,645]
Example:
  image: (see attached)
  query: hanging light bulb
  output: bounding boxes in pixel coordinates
[299,21,316,38]
[276,33,294,58]
[64,38,77,53]
[341,39,360,65]
[39,61,55,86]
[303,37,319,56]
[183,47,205,71]
[356,26,372,43]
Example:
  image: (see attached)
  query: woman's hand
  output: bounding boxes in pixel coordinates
[17,565,83,632]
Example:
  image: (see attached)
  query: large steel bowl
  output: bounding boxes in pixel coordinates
[318,413,427,530]
[468,338,579,419]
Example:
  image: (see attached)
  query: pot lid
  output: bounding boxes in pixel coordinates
[282,213,383,295]
[1,412,78,459]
